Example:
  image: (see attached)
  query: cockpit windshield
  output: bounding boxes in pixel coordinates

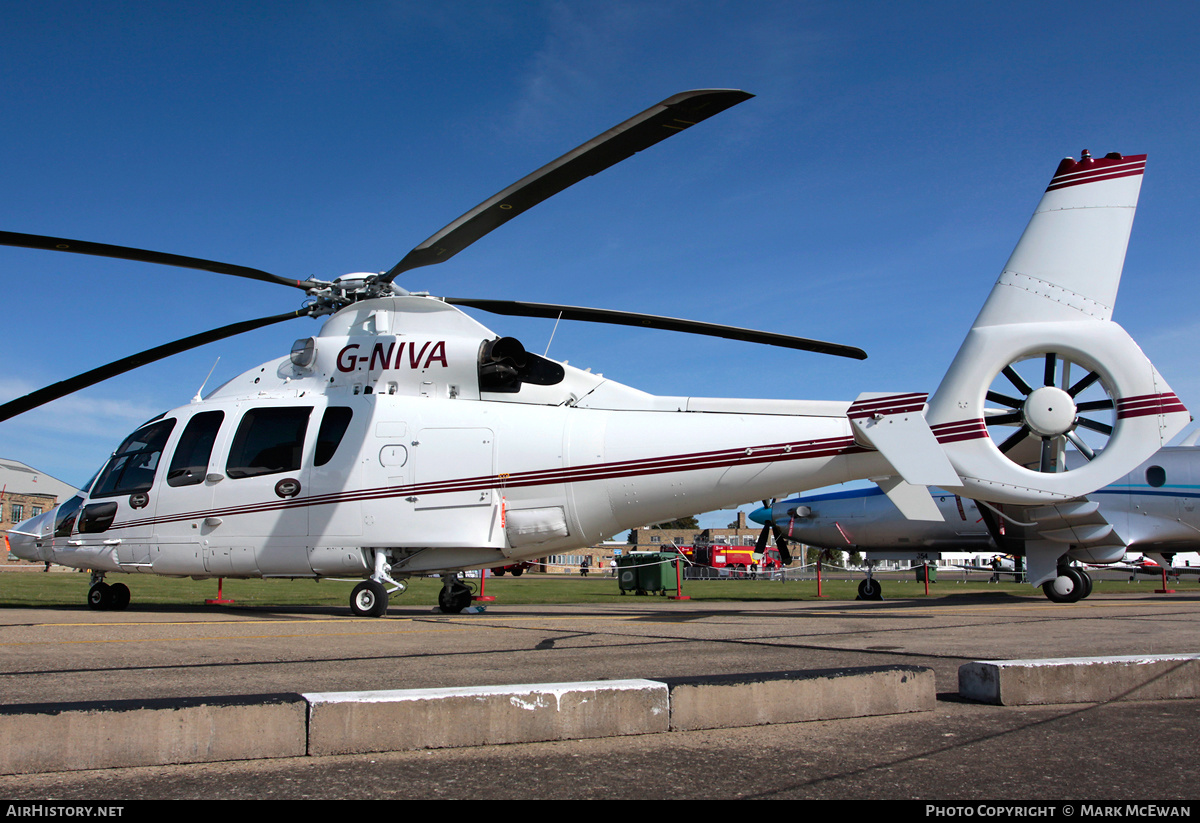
[90,418,177,499]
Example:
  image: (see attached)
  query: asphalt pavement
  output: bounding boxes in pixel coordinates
[1,586,1197,800]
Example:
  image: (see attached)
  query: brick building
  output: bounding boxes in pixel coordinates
[626,511,762,550]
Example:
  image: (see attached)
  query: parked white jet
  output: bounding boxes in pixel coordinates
[751,445,1200,603]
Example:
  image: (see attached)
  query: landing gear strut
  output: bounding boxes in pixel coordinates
[857,561,883,601]
[348,550,407,617]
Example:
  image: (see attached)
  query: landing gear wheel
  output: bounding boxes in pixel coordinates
[350,580,389,617]
[438,580,473,613]
[857,578,883,601]
[87,582,112,610]
[1042,567,1086,603]
[1078,569,1093,600]
[109,582,131,611]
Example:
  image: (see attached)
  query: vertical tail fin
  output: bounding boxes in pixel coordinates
[974,152,1145,327]
[927,152,1188,504]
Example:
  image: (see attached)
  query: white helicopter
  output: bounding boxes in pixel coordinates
[2,90,1189,616]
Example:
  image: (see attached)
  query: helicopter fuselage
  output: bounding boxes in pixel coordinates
[10,296,885,580]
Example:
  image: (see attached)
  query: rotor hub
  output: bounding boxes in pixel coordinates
[1023,386,1077,437]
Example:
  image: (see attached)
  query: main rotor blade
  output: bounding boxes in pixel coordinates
[0,231,310,291]
[444,298,868,359]
[0,308,313,422]
[381,89,754,282]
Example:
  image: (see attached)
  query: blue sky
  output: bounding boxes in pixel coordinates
[3,1,1199,530]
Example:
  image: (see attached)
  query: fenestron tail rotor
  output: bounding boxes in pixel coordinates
[983,352,1115,473]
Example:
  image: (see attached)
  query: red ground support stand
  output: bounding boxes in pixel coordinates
[814,551,830,598]
[669,557,690,600]
[1156,567,1176,594]
[205,577,235,605]
[474,569,496,603]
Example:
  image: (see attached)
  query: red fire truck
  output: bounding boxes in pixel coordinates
[667,543,783,577]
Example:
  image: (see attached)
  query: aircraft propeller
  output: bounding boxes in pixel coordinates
[753,499,794,565]
[0,89,867,424]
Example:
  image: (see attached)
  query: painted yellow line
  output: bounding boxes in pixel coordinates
[0,624,498,647]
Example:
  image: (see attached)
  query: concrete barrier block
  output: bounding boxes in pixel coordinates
[959,653,1200,705]
[0,694,308,775]
[304,679,669,756]
[662,665,936,731]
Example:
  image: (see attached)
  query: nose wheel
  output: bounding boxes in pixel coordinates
[857,577,883,601]
[438,574,474,613]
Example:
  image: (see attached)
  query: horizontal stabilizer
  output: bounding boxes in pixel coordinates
[848,393,961,487]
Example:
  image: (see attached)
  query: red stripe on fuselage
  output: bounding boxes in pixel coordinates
[99,434,867,532]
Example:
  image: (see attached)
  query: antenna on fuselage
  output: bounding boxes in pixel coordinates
[544,311,564,357]
[193,358,221,402]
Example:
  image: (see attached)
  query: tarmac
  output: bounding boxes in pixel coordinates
[0,583,1198,800]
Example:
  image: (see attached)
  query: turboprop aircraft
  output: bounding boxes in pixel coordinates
[750,444,1200,602]
[1,90,1189,616]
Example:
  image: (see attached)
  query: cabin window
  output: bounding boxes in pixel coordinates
[78,501,119,533]
[168,411,225,487]
[314,407,353,467]
[54,495,86,538]
[91,418,177,499]
[1146,465,1167,488]
[226,407,312,479]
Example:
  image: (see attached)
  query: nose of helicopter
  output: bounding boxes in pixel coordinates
[5,509,54,561]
